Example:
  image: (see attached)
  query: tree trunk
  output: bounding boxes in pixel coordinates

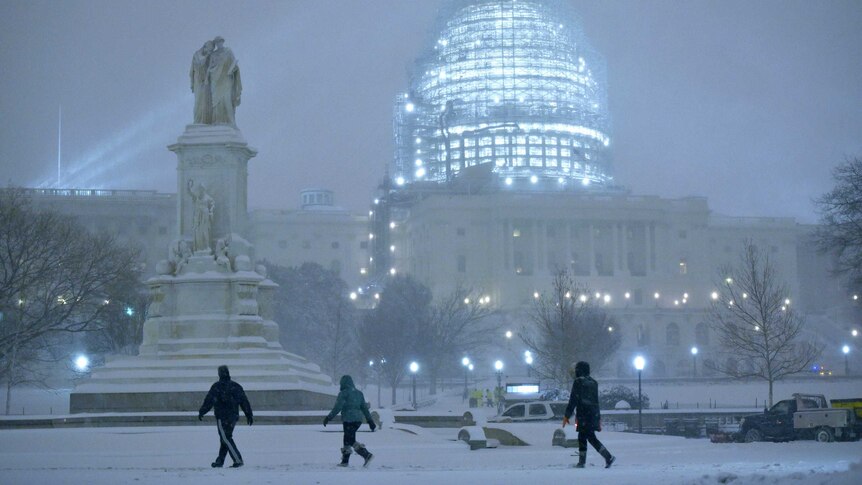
[391,384,397,406]
[429,367,438,395]
[4,378,12,416]
[768,379,774,408]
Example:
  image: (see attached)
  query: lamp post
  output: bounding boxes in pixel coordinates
[494,360,504,414]
[524,350,533,377]
[843,345,851,376]
[690,346,698,378]
[461,357,471,402]
[505,330,513,351]
[409,361,419,409]
[634,355,646,433]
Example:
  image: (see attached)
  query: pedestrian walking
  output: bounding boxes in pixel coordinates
[562,361,615,469]
[323,375,376,467]
[198,365,253,468]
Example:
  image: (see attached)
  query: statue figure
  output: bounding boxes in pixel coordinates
[215,236,231,270]
[187,179,214,254]
[207,36,242,126]
[190,40,214,124]
[171,240,193,275]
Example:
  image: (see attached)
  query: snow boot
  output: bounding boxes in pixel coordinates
[338,447,351,467]
[575,448,587,468]
[230,461,244,468]
[354,443,373,467]
[598,446,615,468]
[211,461,224,468]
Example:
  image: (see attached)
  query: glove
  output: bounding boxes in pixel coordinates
[562,416,570,427]
[198,413,203,421]
[369,422,377,432]
[247,415,253,426]
[323,417,330,427]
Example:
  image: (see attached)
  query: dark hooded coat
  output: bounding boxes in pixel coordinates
[564,361,601,432]
[326,375,374,424]
[199,365,253,423]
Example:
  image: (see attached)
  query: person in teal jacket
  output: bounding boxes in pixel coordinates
[323,375,376,467]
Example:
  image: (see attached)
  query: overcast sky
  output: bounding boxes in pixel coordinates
[1,0,860,222]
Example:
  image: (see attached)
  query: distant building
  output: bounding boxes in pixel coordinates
[367,0,858,377]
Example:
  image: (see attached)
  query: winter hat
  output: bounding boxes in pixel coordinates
[218,365,230,380]
[339,375,355,391]
[574,361,590,378]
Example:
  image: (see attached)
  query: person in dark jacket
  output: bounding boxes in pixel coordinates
[323,375,376,467]
[563,361,615,468]
[198,365,253,468]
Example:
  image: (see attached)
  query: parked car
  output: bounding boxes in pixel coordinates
[739,393,862,443]
[489,401,567,423]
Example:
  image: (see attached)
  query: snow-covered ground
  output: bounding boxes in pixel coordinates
[0,422,859,485]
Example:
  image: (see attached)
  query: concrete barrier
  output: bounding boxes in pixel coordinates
[458,426,488,450]
[552,427,578,448]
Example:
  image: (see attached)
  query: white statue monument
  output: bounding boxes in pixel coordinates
[70,38,335,413]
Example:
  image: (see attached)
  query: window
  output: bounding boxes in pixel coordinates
[666,323,680,346]
[528,404,547,416]
[502,404,525,418]
[457,255,466,273]
[457,227,466,236]
[331,241,340,249]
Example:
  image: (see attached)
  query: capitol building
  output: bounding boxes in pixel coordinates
[13,0,856,378]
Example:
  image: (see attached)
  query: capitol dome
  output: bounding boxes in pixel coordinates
[394,0,612,190]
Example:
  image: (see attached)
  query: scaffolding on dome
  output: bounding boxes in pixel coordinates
[394,0,613,191]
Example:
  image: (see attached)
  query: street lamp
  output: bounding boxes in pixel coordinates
[74,354,90,372]
[634,355,646,433]
[409,361,419,409]
[524,350,533,377]
[690,346,698,378]
[843,345,851,376]
[461,357,471,402]
[494,360,504,414]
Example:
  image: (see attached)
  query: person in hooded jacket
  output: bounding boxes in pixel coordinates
[198,365,253,468]
[563,361,615,469]
[323,375,376,467]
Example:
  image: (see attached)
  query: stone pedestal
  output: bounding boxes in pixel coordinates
[71,125,337,413]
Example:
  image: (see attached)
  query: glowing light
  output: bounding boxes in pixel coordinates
[505,330,513,339]
[558,177,565,184]
[415,159,423,166]
[374,293,380,300]
[683,293,689,299]
[389,245,395,252]
[842,345,850,354]
[674,300,679,306]
[360,267,367,275]
[462,357,471,366]
[524,351,534,365]
[603,294,611,304]
[595,292,601,299]
[505,177,513,186]
[624,292,631,299]
[390,222,396,229]
[395,176,405,186]
[579,294,587,303]
[582,177,590,186]
[74,355,90,372]
[468,363,474,371]
[369,233,374,239]
[711,291,719,300]
[533,291,540,299]
[654,292,660,299]
[410,361,419,373]
[494,360,504,371]
[725,277,733,284]
[634,356,646,371]
[742,293,748,299]
[349,292,357,300]
[464,298,471,304]
[124,306,134,317]
[784,298,791,305]
[530,175,538,184]
[854,295,859,301]
[405,102,415,112]
[389,268,396,275]
[691,347,698,356]
[853,329,859,337]
[415,167,426,178]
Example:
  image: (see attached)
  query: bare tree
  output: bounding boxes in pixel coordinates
[521,269,621,388]
[707,241,822,406]
[359,274,429,405]
[85,271,148,356]
[418,284,495,395]
[265,261,358,378]
[815,156,862,289]
[0,189,141,412]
